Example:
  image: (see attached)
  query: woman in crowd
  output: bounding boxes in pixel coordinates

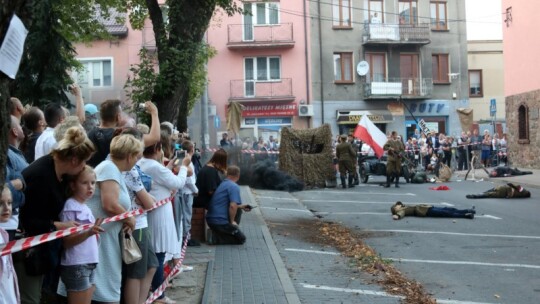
[116,128,159,304]
[194,148,228,209]
[19,127,95,304]
[481,133,492,167]
[138,137,192,304]
[87,134,142,303]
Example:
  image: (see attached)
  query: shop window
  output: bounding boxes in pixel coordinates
[332,0,352,28]
[518,104,529,144]
[432,54,449,83]
[430,1,448,30]
[468,70,483,97]
[333,52,354,83]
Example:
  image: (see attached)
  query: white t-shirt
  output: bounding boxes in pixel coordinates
[0,229,19,304]
[123,166,148,229]
[34,127,57,160]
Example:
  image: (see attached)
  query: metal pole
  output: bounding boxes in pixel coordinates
[200,33,209,152]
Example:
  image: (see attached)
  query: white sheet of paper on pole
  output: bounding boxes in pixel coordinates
[0,14,28,79]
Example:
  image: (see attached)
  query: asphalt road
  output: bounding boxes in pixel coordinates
[257,176,540,304]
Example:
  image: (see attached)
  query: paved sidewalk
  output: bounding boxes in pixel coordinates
[202,186,301,304]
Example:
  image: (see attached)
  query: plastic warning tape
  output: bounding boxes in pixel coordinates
[144,234,190,304]
[0,197,172,257]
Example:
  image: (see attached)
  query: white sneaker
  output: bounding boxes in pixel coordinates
[181,265,194,272]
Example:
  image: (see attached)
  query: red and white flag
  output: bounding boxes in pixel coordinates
[353,115,388,158]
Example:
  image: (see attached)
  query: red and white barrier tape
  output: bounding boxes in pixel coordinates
[144,234,189,304]
[0,197,172,257]
[205,147,279,154]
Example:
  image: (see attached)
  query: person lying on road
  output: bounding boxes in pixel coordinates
[466,183,531,199]
[391,201,475,220]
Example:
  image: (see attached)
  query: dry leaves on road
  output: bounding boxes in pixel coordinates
[318,222,436,304]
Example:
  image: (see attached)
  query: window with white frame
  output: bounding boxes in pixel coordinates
[76,59,112,87]
[333,52,354,83]
[243,2,279,25]
[244,56,281,96]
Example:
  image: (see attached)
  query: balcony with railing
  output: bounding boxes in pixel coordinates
[362,23,430,45]
[363,78,432,99]
[227,23,295,50]
[229,78,295,102]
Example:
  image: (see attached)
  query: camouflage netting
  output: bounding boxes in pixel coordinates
[278,124,335,188]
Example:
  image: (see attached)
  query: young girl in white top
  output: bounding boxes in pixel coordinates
[59,166,104,304]
[0,185,19,304]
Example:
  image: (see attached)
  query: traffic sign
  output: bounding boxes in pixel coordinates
[490,99,496,117]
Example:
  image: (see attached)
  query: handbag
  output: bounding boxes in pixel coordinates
[121,231,142,264]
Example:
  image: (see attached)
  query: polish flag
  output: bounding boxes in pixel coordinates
[353,115,388,158]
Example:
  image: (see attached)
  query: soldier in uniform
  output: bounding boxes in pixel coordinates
[336,134,356,189]
[466,183,531,199]
[391,201,476,220]
[383,131,405,188]
[347,134,360,185]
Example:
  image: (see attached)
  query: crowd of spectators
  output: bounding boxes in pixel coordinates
[1,85,250,304]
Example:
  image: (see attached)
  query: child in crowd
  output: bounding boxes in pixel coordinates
[59,166,104,304]
[427,152,439,174]
[0,185,19,303]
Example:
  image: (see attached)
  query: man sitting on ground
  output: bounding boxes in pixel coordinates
[466,183,531,199]
[391,201,475,220]
[206,166,253,245]
[489,167,533,177]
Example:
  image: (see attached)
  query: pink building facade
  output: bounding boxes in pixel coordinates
[502,1,540,169]
[206,1,311,146]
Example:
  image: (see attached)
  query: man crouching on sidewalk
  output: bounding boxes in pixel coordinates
[206,166,254,245]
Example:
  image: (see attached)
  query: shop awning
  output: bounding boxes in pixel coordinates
[336,110,394,125]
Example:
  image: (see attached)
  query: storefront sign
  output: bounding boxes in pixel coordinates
[408,102,448,115]
[336,110,394,125]
[242,103,297,117]
[258,118,292,125]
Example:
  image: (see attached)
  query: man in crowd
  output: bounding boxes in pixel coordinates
[220,132,232,148]
[391,201,476,220]
[87,99,123,167]
[336,134,356,189]
[466,183,531,199]
[34,103,65,160]
[383,131,405,188]
[9,97,25,120]
[206,166,253,245]
[348,134,360,185]
[2,116,29,241]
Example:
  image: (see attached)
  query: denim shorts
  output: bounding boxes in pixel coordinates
[60,263,97,292]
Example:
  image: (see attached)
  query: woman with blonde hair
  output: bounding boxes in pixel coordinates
[86,134,143,303]
[19,127,95,304]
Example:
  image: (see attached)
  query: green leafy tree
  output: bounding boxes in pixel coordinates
[11,0,126,108]
[127,0,241,132]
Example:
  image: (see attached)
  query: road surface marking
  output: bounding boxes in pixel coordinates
[388,258,540,269]
[303,190,416,196]
[300,283,496,304]
[302,200,416,205]
[284,248,340,255]
[371,229,540,240]
[261,206,312,213]
[314,211,498,219]
[258,196,298,201]
[480,214,502,220]
[440,202,455,206]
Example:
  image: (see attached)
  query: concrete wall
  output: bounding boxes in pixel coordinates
[467,40,505,121]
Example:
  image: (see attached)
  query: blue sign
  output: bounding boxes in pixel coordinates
[490,99,496,117]
[214,116,221,128]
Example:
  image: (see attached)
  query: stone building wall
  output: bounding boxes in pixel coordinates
[505,89,540,169]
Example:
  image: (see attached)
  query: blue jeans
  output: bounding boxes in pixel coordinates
[426,207,469,218]
[151,252,166,299]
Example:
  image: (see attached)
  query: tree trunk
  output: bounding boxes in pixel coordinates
[0,0,32,185]
[146,0,217,132]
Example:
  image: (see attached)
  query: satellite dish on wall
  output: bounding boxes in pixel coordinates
[357,61,369,76]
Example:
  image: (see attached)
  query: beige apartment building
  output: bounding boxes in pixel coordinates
[467,40,504,122]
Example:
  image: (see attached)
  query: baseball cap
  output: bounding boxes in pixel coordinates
[84,104,98,115]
